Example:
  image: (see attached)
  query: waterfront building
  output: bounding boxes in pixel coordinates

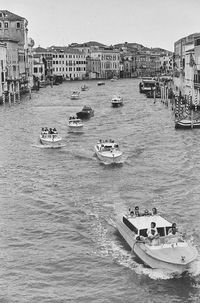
[48,46,86,80]
[0,10,34,98]
[0,42,6,102]
[173,33,200,104]
[90,49,120,79]
[86,56,101,79]
[33,54,45,82]
[70,41,106,55]
[33,47,53,78]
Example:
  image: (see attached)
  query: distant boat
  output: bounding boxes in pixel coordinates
[68,116,84,132]
[70,91,80,100]
[40,128,62,147]
[76,105,94,119]
[81,84,89,91]
[110,76,118,82]
[111,95,123,107]
[97,81,105,86]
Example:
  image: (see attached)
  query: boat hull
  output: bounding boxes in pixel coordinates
[95,148,123,164]
[76,111,94,119]
[111,102,123,107]
[175,119,200,129]
[40,136,62,147]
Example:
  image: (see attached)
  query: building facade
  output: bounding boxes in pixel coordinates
[0,10,34,97]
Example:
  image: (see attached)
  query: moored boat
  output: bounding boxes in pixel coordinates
[175,118,200,129]
[68,116,84,132]
[70,91,80,100]
[116,208,198,274]
[111,95,123,107]
[40,127,62,147]
[76,105,94,119]
[94,139,123,164]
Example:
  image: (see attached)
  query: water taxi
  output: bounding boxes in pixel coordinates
[76,105,94,119]
[68,116,84,132]
[111,95,123,107]
[40,128,62,147]
[116,209,198,274]
[70,91,80,100]
[94,139,123,164]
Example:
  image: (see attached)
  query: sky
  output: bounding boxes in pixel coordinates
[1,0,200,51]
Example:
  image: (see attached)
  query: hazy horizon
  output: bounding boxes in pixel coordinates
[1,0,200,51]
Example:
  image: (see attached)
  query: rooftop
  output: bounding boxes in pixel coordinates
[0,10,26,22]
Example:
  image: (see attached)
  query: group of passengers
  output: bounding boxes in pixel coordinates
[41,127,58,135]
[128,206,157,217]
[69,116,79,120]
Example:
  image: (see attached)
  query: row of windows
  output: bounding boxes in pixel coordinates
[0,21,21,29]
[53,67,86,72]
[52,61,86,65]
[52,54,85,59]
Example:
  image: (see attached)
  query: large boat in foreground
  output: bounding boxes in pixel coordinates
[40,128,62,147]
[76,105,94,119]
[116,209,198,274]
[111,95,123,107]
[94,139,123,164]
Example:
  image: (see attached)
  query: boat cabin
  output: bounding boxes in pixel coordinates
[123,214,172,237]
[139,78,156,93]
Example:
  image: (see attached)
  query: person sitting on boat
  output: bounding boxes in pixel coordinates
[53,128,58,134]
[128,208,134,217]
[152,207,157,215]
[147,222,159,245]
[168,223,178,236]
[143,209,151,216]
[135,206,140,217]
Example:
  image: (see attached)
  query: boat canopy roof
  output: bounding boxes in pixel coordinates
[125,215,171,230]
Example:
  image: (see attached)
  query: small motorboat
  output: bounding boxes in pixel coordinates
[68,116,84,132]
[40,128,62,147]
[94,139,123,164]
[97,81,105,86]
[81,84,89,91]
[111,95,123,107]
[175,118,200,129]
[110,76,118,82]
[76,105,94,119]
[70,91,80,100]
[116,208,198,275]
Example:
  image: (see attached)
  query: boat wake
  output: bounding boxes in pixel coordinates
[32,144,66,149]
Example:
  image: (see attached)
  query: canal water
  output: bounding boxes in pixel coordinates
[0,79,200,302]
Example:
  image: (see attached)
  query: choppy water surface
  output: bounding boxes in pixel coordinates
[0,79,200,302]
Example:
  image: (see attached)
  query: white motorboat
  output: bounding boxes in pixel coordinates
[94,140,123,164]
[116,209,198,275]
[68,116,84,132]
[70,91,80,100]
[111,95,123,107]
[40,128,62,147]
